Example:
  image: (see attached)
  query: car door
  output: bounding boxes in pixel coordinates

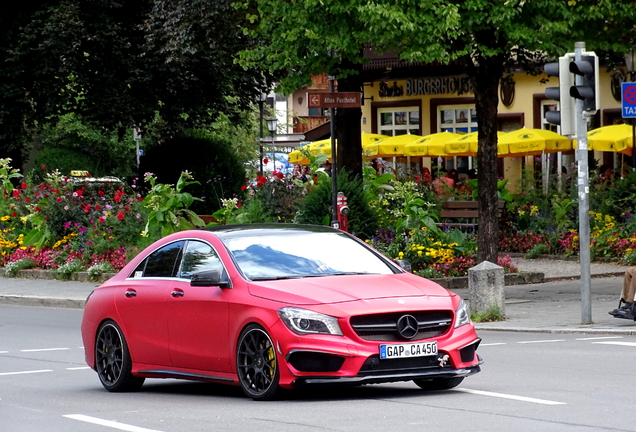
[166,240,231,373]
[114,240,185,367]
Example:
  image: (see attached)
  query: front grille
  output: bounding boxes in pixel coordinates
[358,353,450,375]
[350,311,452,342]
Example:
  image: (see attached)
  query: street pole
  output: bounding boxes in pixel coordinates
[574,41,592,324]
[328,75,339,228]
[259,100,264,176]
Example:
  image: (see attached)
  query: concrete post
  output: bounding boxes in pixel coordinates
[468,261,505,316]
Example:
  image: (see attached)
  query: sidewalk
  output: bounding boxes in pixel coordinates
[0,257,635,334]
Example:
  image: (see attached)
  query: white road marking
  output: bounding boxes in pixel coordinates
[64,414,166,432]
[593,341,636,347]
[20,348,70,352]
[0,351,7,354]
[576,336,623,341]
[455,388,566,405]
[517,339,565,344]
[66,366,91,370]
[480,343,506,346]
[0,369,53,376]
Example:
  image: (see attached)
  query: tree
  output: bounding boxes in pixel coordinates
[0,0,272,166]
[237,0,636,264]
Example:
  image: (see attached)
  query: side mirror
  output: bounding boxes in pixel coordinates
[190,270,231,288]
[393,259,412,273]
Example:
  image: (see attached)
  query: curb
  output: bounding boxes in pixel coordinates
[432,272,544,289]
[0,268,115,283]
[0,295,86,309]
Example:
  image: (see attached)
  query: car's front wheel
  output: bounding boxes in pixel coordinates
[413,377,464,391]
[236,324,280,401]
[95,320,145,392]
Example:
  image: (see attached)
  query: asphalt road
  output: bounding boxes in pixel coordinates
[2,304,636,432]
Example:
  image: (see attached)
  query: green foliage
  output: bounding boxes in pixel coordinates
[525,243,548,259]
[86,261,115,281]
[141,134,245,214]
[295,170,378,239]
[3,258,35,277]
[55,259,85,280]
[32,113,138,178]
[142,171,205,239]
[471,305,505,323]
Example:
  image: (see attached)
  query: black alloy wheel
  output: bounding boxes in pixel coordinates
[95,320,145,392]
[413,376,464,391]
[236,324,280,400]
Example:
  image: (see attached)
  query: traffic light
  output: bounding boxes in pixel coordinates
[569,53,599,114]
[543,56,575,137]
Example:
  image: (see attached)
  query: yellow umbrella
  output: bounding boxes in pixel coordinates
[361,133,389,146]
[575,124,633,153]
[499,128,571,157]
[404,132,460,157]
[445,131,508,156]
[364,134,423,158]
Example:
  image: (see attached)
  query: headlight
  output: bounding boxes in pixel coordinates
[454,299,471,328]
[278,307,343,336]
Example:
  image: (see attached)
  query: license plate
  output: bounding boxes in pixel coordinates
[379,341,437,359]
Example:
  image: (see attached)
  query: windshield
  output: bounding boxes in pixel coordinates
[222,231,395,280]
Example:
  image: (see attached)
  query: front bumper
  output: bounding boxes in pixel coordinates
[291,361,482,388]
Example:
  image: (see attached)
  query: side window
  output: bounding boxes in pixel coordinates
[179,240,225,280]
[143,241,185,278]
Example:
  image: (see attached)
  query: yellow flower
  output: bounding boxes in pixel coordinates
[530,206,539,216]
[518,210,525,216]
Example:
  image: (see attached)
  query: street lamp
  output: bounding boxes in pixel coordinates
[267,117,278,173]
[257,91,268,176]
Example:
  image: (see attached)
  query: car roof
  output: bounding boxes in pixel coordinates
[199,223,341,240]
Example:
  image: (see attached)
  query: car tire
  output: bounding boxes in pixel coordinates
[413,377,464,391]
[236,324,281,401]
[95,320,145,392]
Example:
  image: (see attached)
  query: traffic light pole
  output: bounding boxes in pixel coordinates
[574,41,592,324]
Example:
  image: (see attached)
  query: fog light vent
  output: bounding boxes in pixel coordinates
[288,352,345,372]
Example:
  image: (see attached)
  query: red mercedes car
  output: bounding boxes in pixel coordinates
[81,224,482,400]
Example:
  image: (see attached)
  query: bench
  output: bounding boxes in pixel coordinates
[436,201,505,232]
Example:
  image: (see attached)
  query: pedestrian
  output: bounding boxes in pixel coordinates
[609,267,636,320]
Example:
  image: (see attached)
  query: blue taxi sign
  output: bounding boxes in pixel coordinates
[622,82,636,118]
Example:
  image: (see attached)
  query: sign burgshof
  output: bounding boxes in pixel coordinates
[307,92,361,108]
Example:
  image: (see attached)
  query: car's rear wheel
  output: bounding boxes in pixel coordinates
[236,324,280,401]
[95,320,145,392]
[413,377,464,391]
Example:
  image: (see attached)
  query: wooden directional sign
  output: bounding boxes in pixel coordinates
[307,92,361,108]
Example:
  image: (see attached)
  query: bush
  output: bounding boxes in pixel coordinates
[294,170,378,239]
[140,133,245,214]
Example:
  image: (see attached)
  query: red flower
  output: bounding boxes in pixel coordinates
[114,194,121,203]
[95,204,101,210]
[237,202,243,208]
[124,206,130,211]
[41,165,46,169]
[11,212,17,217]
[263,158,269,164]
[25,197,30,203]
[56,197,63,203]
[84,205,91,213]
[21,183,27,189]
[35,206,40,212]
[116,211,125,221]
[241,185,247,191]
[12,189,19,197]
[98,191,105,196]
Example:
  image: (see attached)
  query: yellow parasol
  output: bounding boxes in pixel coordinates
[404,132,460,157]
[363,134,423,158]
[573,124,633,154]
[499,128,572,157]
[444,131,509,156]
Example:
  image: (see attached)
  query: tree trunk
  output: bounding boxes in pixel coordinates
[470,53,504,265]
[335,60,363,179]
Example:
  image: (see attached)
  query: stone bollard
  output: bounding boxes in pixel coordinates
[468,260,505,317]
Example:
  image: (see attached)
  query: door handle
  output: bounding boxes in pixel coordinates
[171,290,185,298]
[124,290,137,298]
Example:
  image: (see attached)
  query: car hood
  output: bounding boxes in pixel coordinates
[248,273,450,306]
